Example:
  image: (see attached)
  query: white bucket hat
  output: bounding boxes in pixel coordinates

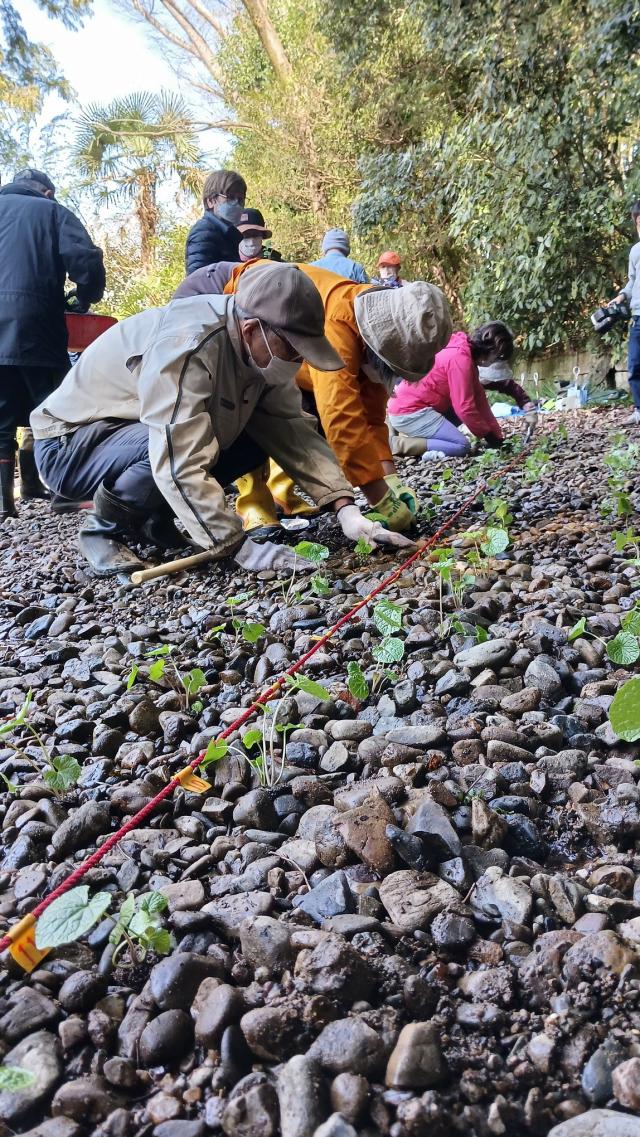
[354,281,452,381]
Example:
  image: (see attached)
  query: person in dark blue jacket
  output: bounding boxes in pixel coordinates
[0,168,105,522]
[184,170,247,276]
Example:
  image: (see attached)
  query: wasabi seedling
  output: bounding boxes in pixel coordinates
[0,691,81,794]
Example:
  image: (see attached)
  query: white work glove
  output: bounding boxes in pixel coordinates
[337,505,415,550]
[234,537,316,575]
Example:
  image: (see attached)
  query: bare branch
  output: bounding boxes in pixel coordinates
[240,0,293,82]
[182,0,227,41]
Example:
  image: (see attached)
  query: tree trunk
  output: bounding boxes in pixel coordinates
[240,0,293,81]
[136,173,159,268]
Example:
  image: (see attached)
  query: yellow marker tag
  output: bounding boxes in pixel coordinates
[175,767,211,794]
[7,917,50,973]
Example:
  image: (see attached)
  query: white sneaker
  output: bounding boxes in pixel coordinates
[421,449,448,461]
[624,408,640,425]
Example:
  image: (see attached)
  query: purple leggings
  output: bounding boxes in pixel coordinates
[425,419,470,456]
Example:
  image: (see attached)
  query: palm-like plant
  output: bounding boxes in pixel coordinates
[72,91,203,267]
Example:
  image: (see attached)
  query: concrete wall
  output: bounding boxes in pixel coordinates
[515,346,628,392]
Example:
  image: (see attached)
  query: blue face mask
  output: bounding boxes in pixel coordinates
[214,200,243,226]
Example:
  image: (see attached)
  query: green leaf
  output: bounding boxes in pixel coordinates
[226,592,250,607]
[293,540,330,563]
[145,645,173,657]
[126,664,139,691]
[609,677,640,742]
[0,1065,36,1091]
[480,527,510,556]
[183,667,207,695]
[36,886,112,949]
[144,927,172,955]
[622,608,640,637]
[288,674,331,699]
[568,617,587,642]
[372,636,405,663]
[475,625,489,643]
[242,728,263,749]
[311,573,331,596]
[119,893,136,926]
[606,631,640,666]
[354,536,373,557]
[242,622,266,644]
[373,599,404,636]
[347,661,369,701]
[201,738,228,767]
[140,891,168,914]
[44,754,82,794]
[148,659,166,682]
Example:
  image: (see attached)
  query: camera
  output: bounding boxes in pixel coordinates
[591,298,631,334]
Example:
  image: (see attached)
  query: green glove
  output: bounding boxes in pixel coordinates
[384,473,420,516]
[367,487,414,532]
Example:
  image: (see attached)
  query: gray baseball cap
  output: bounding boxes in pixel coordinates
[235,262,344,372]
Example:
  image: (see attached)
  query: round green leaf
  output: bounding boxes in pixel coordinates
[293,541,330,563]
[35,886,112,949]
[242,622,266,644]
[373,599,403,636]
[609,677,640,742]
[480,527,510,556]
[347,662,369,701]
[606,631,640,666]
[372,636,405,663]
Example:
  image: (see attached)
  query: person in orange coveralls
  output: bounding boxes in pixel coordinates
[174,259,452,538]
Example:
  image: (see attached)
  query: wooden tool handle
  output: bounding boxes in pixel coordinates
[130,550,215,585]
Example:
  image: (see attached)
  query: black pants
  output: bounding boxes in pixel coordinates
[34,420,267,516]
[0,366,66,460]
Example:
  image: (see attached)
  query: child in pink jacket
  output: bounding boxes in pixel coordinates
[387,322,516,458]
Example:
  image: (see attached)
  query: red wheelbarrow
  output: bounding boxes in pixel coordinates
[65,312,117,354]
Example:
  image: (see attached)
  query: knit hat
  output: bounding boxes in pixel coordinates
[321,228,350,256]
[354,282,453,381]
[13,168,56,196]
[478,360,514,385]
[235,262,344,372]
[202,169,247,207]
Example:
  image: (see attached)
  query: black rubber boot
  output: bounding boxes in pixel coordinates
[142,513,190,550]
[77,484,146,576]
[18,449,49,500]
[0,458,17,522]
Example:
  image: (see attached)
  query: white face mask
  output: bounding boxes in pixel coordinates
[239,237,263,259]
[253,321,301,384]
[379,265,399,280]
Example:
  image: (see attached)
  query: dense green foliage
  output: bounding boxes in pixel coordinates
[328,0,640,350]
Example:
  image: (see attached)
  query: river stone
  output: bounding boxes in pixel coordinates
[51,1076,123,1123]
[240,916,292,973]
[139,1010,193,1067]
[407,798,462,860]
[221,1081,279,1137]
[562,932,638,983]
[548,1111,640,1136]
[51,800,111,856]
[0,987,59,1042]
[277,1055,325,1137]
[471,866,533,924]
[150,952,226,1011]
[0,1031,62,1121]
[612,1058,640,1110]
[203,891,273,936]
[385,1022,447,1088]
[309,1017,384,1076]
[378,870,460,931]
[453,638,515,670]
[524,657,563,698]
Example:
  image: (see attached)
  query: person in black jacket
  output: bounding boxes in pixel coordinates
[184,169,246,276]
[0,167,105,521]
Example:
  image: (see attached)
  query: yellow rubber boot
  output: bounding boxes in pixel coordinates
[267,461,317,516]
[235,464,281,541]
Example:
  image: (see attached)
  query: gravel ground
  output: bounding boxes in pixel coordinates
[1,408,640,1137]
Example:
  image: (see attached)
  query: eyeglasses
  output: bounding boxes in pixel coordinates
[215,193,244,206]
[272,328,303,363]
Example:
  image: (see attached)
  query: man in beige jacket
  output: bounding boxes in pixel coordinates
[31,263,413,575]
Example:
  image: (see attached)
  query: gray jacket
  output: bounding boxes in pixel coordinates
[622,240,640,315]
[31,294,353,551]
